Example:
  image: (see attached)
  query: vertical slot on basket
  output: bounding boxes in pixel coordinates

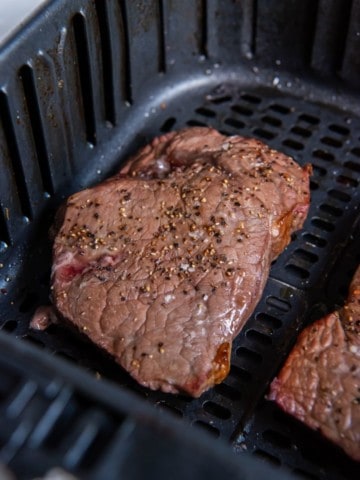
[313,0,352,73]
[339,0,360,82]
[157,0,166,72]
[304,0,320,67]
[240,0,258,58]
[19,65,54,195]
[0,91,32,219]
[72,13,97,145]
[200,0,208,57]
[118,0,132,104]
[256,0,320,68]
[95,0,115,125]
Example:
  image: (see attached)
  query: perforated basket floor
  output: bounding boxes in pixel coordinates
[1,84,359,480]
[0,1,360,479]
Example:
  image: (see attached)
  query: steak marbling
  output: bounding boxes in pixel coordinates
[51,127,311,397]
[269,267,360,461]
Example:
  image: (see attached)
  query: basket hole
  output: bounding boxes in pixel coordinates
[312,164,327,177]
[253,449,281,466]
[253,128,275,140]
[311,217,335,232]
[246,329,272,345]
[202,401,231,420]
[292,468,320,480]
[336,174,358,188]
[285,264,310,279]
[195,107,216,118]
[344,160,360,173]
[293,248,319,263]
[328,124,349,135]
[298,113,319,125]
[56,351,78,363]
[350,147,360,157]
[269,104,291,115]
[266,296,291,312]
[224,118,245,129]
[219,129,232,136]
[302,233,327,248]
[23,335,46,348]
[231,105,253,116]
[230,364,252,382]
[187,119,207,127]
[209,95,232,104]
[156,401,183,417]
[327,189,351,202]
[193,420,220,437]
[236,346,262,364]
[255,312,282,330]
[282,139,304,150]
[310,180,319,190]
[19,292,40,313]
[262,429,292,449]
[160,117,176,132]
[241,93,261,104]
[312,149,334,162]
[215,382,242,401]
[321,136,342,148]
[262,115,282,127]
[319,203,343,217]
[2,320,18,333]
[291,126,311,138]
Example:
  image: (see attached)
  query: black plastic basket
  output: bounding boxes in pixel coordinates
[0,1,359,479]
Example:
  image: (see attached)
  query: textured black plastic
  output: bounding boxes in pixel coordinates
[0,329,295,480]
[0,1,359,479]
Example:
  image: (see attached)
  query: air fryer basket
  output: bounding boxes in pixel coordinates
[0,1,359,479]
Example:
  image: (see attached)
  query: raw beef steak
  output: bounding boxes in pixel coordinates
[269,267,360,461]
[51,127,311,397]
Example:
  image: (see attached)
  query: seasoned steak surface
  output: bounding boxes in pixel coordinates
[269,267,360,461]
[52,127,311,397]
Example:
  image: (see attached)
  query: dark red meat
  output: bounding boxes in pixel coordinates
[51,127,311,397]
[269,267,360,461]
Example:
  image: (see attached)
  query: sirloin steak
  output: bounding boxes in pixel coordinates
[269,266,360,461]
[52,127,311,397]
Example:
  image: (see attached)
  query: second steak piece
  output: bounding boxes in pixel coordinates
[269,266,360,461]
[52,127,311,397]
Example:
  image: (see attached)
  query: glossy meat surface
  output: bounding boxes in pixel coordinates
[269,267,360,461]
[52,127,311,396]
